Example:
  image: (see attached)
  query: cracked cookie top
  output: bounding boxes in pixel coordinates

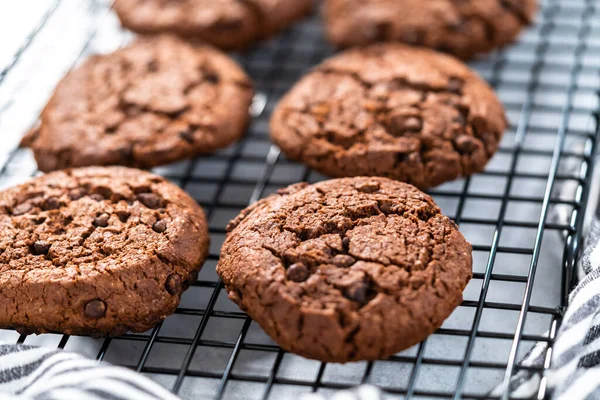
[21,35,254,172]
[114,0,314,50]
[270,43,507,190]
[324,0,537,59]
[217,177,472,362]
[0,166,209,336]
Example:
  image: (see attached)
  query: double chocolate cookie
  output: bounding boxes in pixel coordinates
[113,0,314,50]
[22,35,254,172]
[324,0,537,59]
[217,177,472,362]
[271,44,507,190]
[0,167,209,336]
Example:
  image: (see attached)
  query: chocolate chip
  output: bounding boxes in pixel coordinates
[390,115,422,135]
[453,114,466,125]
[138,193,161,209]
[378,199,394,214]
[448,18,467,33]
[364,20,393,41]
[89,194,105,202]
[147,59,158,72]
[214,18,243,30]
[43,197,61,211]
[15,326,33,336]
[13,203,32,216]
[165,274,183,295]
[356,181,380,193]
[189,270,200,286]
[32,240,51,255]
[93,213,110,227]
[152,220,167,233]
[109,324,128,337]
[179,130,194,144]
[94,187,113,200]
[69,188,87,200]
[447,78,464,94]
[115,210,130,223]
[342,237,350,250]
[286,262,310,282]
[402,29,423,45]
[454,135,479,154]
[332,254,356,268]
[204,71,220,84]
[84,299,106,318]
[344,281,367,304]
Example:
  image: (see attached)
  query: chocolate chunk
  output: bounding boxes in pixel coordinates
[43,197,61,211]
[165,274,183,295]
[402,29,423,45]
[93,213,110,227]
[204,71,220,84]
[94,187,113,200]
[286,262,310,282]
[84,299,107,318]
[390,115,422,136]
[13,203,33,216]
[115,210,130,222]
[152,220,167,233]
[332,254,356,268]
[344,281,368,304]
[179,130,195,144]
[342,237,350,250]
[147,59,158,72]
[15,326,33,336]
[454,135,478,154]
[69,188,87,200]
[355,180,380,193]
[447,78,464,94]
[32,240,51,256]
[89,194,105,202]
[138,193,161,209]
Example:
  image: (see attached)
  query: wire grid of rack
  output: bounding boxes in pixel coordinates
[1,0,600,399]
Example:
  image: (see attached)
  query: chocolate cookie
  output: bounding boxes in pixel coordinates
[0,167,209,336]
[270,44,507,190]
[113,0,314,50]
[217,177,472,362]
[21,35,253,172]
[324,0,537,59]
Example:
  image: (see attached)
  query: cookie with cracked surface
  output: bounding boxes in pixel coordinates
[324,0,537,59]
[113,0,314,51]
[21,35,253,172]
[217,177,472,362]
[0,166,209,337]
[270,43,507,190]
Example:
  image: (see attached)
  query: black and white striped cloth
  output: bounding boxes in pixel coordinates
[2,221,600,400]
[0,344,179,400]
[488,217,600,399]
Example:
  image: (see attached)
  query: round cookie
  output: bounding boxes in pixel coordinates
[324,0,537,59]
[0,166,209,336]
[270,44,507,190]
[21,35,254,172]
[217,177,472,362]
[113,0,314,51]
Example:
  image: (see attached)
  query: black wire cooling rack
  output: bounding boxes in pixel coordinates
[1,0,600,399]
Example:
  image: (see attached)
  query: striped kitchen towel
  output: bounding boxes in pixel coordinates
[489,216,600,399]
[0,344,180,400]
